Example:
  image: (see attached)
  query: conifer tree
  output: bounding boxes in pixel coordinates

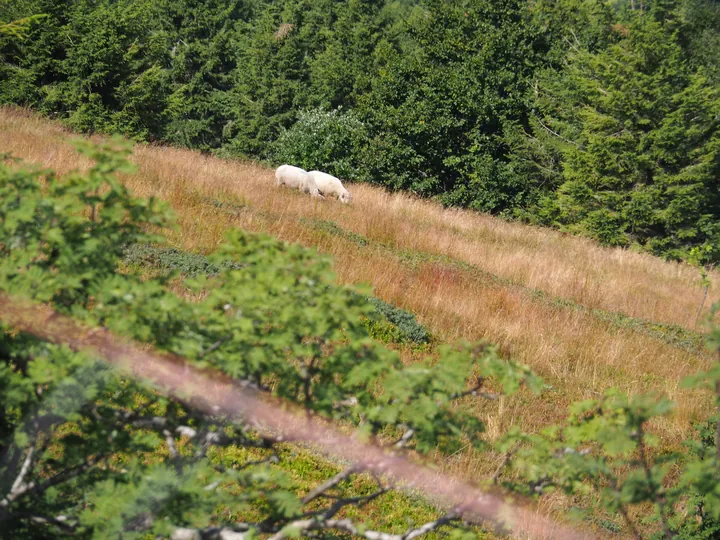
[529,4,720,261]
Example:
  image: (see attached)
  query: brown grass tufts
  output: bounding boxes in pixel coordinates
[0,105,716,479]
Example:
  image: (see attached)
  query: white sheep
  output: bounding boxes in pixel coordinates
[307,170,352,203]
[275,164,323,199]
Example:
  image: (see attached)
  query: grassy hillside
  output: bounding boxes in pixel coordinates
[2,104,718,494]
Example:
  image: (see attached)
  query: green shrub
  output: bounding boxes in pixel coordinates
[124,243,242,277]
[270,107,369,181]
[365,295,431,345]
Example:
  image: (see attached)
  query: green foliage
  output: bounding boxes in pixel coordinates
[365,296,431,345]
[0,14,46,41]
[0,142,538,537]
[270,107,369,181]
[519,3,720,261]
[683,0,720,84]
[353,0,548,213]
[497,302,720,537]
[123,243,243,277]
[124,241,432,344]
[2,0,718,261]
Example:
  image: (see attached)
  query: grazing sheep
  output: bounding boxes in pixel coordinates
[307,171,352,203]
[275,164,323,199]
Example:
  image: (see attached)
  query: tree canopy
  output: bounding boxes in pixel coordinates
[2,0,719,261]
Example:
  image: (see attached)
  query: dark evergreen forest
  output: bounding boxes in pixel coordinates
[2,0,719,262]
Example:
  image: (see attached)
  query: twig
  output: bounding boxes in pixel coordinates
[8,446,34,498]
[537,118,581,148]
[607,477,642,540]
[404,511,459,539]
[267,513,459,540]
[393,429,415,449]
[29,513,76,533]
[199,337,227,359]
[163,429,179,460]
[172,525,250,540]
[450,379,500,401]
[302,465,357,504]
[321,488,389,520]
[1,453,107,508]
[4,512,76,534]
[695,285,709,328]
[492,444,519,485]
[132,416,169,429]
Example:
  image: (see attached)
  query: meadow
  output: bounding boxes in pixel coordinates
[2,106,719,514]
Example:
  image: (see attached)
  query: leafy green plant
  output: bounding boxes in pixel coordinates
[0,140,540,538]
[270,107,369,181]
[123,243,243,277]
[496,303,720,538]
[365,296,431,345]
[124,241,432,345]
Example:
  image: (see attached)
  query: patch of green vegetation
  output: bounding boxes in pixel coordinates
[300,216,711,356]
[200,196,249,216]
[212,445,488,538]
[4,142,525,538]
[123,243,243,276]
[365,296,431,345]
[528,289,709,355]
[300,217,370,247]
[124,242,432,345]
[201,195,710,353]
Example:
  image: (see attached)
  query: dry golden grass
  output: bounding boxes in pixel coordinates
[1,106,717,471]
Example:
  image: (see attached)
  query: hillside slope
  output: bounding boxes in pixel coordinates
[2,106,718,474]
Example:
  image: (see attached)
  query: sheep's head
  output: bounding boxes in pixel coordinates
[340,190,352,204]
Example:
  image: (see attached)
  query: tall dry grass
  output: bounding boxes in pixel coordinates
[0,107,716,454]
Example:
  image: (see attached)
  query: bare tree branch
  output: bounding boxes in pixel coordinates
[3,511,77,534]
[452,386,500,401]
[8,446,34,499]
[636,423,673,540]
[132,416,169,430]
[492,444,519,485]
[393,429,415,449]
[449,379,501,402]
[267,513,459,540]
[172,525,250,540]
[29,513,76,534]
[537,118,581,148]
[403,512,460,539]
[607,477,642,540]
[302,465,357,504]
[164,429,179,460]
[0,453,107,509]
[320,488,389,520]
[199,338,228,359]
